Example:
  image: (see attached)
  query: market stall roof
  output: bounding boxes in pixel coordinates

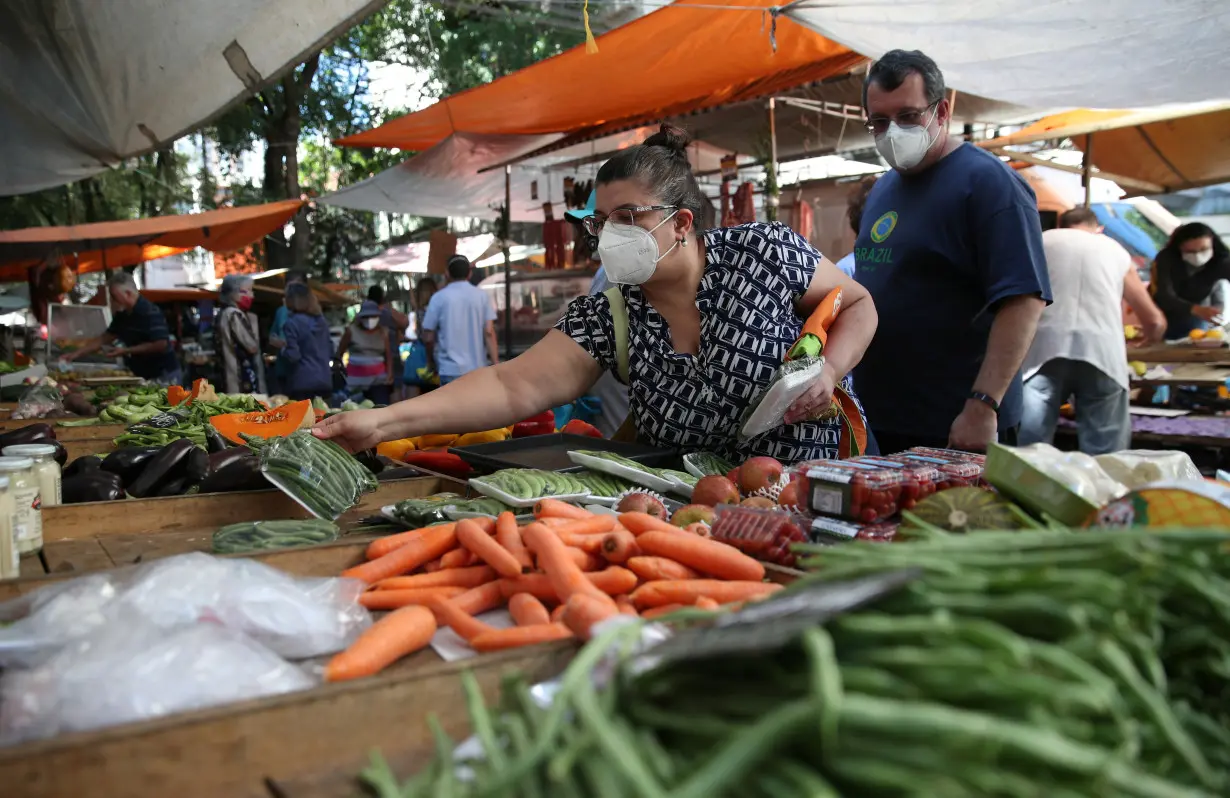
[142,288,218,303]
[352,233,497,274]
[0,0,385,195]
[782,0,1230,109]
[981,103,1230,193]
[0,202,306,268]
[335,0,864,151]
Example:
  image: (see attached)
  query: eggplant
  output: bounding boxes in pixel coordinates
[155,476,189,497]
[355,448,383,475]
[184,447,209,486]
[127,438,196,498]
[100,446,162,488]
[62,471,125,503]
[63,455,104,478]
[197,454,266,494]
[50,440,68,467]
[0,424,54,449]
[204,425,230,453]
[206,446,252,473]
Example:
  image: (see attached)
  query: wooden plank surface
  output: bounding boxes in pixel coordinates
[0,641,576,798]
[63,437,116,460]
[1129,344,1230,365]
[0,420,123,439]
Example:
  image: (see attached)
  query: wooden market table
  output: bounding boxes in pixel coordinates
[1130,362,1230,389]
[1128,343,1230,365]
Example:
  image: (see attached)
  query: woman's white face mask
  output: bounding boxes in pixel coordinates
[1183,248,1215,268]
[597,210,679,285]
[361,318,380,330]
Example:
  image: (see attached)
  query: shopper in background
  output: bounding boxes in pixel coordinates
[268,271,308,392]
[64,271,181,384]
[1020,208,1166,454]
[279,283,334,401]
[403,278,439,398]
[216,275,263,394]
[421,255,499,385]
[854,49,1051,453]
[337,300,396,405]
[367,284,410,399]
[1149,221,1230,339]
[836,175,878,279]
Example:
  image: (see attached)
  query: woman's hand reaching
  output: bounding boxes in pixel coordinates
[784,367,837,426]
[313,408,386,453]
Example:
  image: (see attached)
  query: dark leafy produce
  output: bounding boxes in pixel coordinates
[100,446,162,488]
[62,471,124,503]
[127,438,196,498]
[197,454,265,494]
[375,527,1230,798]
[211,519,340,554]
[62,455,103,478]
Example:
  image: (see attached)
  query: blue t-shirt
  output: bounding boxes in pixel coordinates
[834,252,856,278]
[422,280,497,377]
[107,296,178,380]
[853,143,1051,439]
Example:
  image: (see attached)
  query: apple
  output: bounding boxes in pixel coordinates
[692,475,741,507]
[671,504,715,527]
[778,478,805,508]
[739,456,784,494]
[740,496,777,509]
[615,492,667,520]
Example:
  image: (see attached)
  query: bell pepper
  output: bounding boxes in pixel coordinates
[512,410,556,439]
[453,429,509,447]
[561,419,603,439]
[400,450,474,479]
[376,438,417,461]
[412,433,458,449]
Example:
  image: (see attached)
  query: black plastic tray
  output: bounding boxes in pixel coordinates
[450,433,677,473]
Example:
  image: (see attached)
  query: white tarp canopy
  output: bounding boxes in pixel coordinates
[319,129,754,223]
[0,0,384,195]
[783,0,1230,109]
[352,233,495,274]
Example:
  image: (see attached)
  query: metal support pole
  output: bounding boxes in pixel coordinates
[1082,134,1094,208]
[502,165,513,360]
[766,98,780,222]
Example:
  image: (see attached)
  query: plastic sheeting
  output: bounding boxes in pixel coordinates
[336,0,862,151]
[981,103,1230,193]
[783,0,1230,109]
[0,0,384,195]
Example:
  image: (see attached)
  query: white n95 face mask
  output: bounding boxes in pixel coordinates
[597,211,679,285]
[875,107,939,171]
[1183,248,1214,268]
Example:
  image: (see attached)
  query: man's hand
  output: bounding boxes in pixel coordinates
[312,408,386,453]
[784,367,837,426]
[1192,305,1221,322]
[948,399,998,452]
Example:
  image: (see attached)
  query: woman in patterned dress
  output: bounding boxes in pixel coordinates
[315,126,878,465]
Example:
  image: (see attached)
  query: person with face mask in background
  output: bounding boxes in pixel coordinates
[853,50,1051,454]
[63,271,180,384]
[216,275,263,394]
[337,300,396,405]
[1149,222,1230,339]
[313,125,878,464]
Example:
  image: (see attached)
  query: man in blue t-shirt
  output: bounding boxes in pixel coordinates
[64,271,180,383]
[421,255,499,384]
[853,49,1051,454]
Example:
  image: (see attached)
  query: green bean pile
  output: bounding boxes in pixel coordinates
[248,431,377,519]
[364,528,1230,797]
[112,395,264,448]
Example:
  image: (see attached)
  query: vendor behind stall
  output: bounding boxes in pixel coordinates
[315,125,877,463]
[1149,222,1230,339]
[63,272,180,384]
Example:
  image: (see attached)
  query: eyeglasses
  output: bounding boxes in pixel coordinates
[582,205,676,236]
[865,102,939,136]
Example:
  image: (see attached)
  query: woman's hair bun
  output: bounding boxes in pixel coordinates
[643,124,691,161]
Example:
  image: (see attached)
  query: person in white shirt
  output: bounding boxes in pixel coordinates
[1020,208,1166,453]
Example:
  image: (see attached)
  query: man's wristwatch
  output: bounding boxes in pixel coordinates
[969,391,1000,414]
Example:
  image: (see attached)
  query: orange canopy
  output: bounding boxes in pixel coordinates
[0,200,303,282]
[980,103,1230,193]
[336,0,863,151]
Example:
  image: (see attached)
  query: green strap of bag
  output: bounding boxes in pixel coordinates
[602,286,637,442]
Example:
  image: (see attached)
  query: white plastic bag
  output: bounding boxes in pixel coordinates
[739,357,826,440]
[0,552,370,667]
[1013,443,1128,505]
[1095,450,1202,490]
[0,618,314,744]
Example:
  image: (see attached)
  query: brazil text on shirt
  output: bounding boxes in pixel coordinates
[852,143,1052,440]
[421,280,497,377]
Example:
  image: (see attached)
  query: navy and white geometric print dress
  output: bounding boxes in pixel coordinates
[555,222,866,464]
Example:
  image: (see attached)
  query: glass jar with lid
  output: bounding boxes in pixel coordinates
[0,457,41,556]
[2,443,61,508]
[0,476,15,579]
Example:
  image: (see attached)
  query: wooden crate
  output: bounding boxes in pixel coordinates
[62,437,116,460]
[0,420,125,439]
[26,475,464,582]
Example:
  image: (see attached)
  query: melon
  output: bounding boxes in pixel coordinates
[905,487,1021,533]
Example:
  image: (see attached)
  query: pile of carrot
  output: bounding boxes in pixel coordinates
[323,498,782,681]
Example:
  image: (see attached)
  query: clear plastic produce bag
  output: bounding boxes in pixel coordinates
[0,552,370,667]
[0,617,314,745]
[252,430,378,520]
[12,381,64,420]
